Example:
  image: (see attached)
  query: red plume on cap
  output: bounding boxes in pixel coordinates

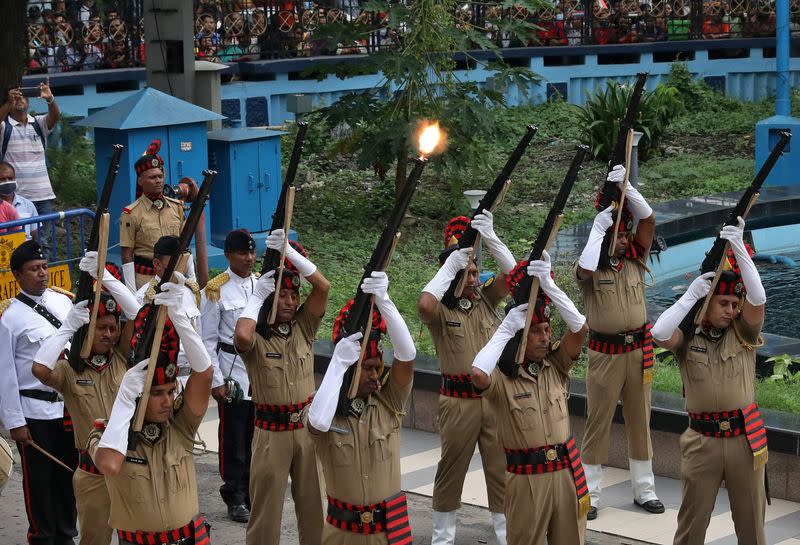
[332,299,386,359]
[506,260,552,324]
[444,216,470,249]
[134,139,165,178]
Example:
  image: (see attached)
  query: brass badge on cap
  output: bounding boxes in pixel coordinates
[626,219,634,231]
[735,282,744,296]
[165,363,176,378]
[105,299,117,313]
[291,275,301,288]
[543,305,551,318]
[150,158,159,167]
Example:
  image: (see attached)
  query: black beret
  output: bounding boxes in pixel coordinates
[10,240,46,271]
[225,229,256,252]
[153,235,180,258]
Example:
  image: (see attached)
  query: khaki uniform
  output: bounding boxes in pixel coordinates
[50,350,126,545]
[102,405,203,534]
[240,306,323,545]
[484,342,586,545]
[120,195,184,289]
[426,287,506,513]
[673,317,766,545]
[312,375,413,545]
[578,260,652,464]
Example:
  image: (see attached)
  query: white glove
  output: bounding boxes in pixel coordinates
[470,211,516,274]
[473,304,528,375]
[607,164,626,184]
[98,359,147,454]
[33,301,89,370]
[422,248,471,301]
[79,251,102,279]
[185,254,196,280]
[578,206,614,272]
[527,251,586,333]
[267,229,317,277]
[152,272,186,312]
[240,270,275,322]
[609,165,652,220]
[308,332,362,432]
[168,311,211,374]
[720,216,765,306]
[651,272,714,341]
[361,272,416,362]
[79,254,140,321]
[122,262,136,293]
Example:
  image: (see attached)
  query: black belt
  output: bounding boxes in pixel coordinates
[217,342,237,355]
[589,329,647,346]
[689,415,745,435]
[327,501,387,525]
[505,443,570,466]
[20,389,60,403]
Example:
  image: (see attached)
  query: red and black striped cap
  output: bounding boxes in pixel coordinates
[444,216,470,249]
[595,187,634,232]
[278,269,301,292]
[130,305,180,385]
[331,299,386,359]
[134,139,164,177]
[714,243,754,297]
[89,292,121,320]
[506,260,551,324]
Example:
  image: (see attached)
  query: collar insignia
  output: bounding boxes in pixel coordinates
[458,298,473,311]
[90,354,108,368]
[277,323,291,336]
[350,397,366,416]
[609,257,620,268]
[526,362,540,377]
[153,199,164,210]
[141,423,162,443]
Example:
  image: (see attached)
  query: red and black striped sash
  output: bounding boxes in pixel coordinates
[254,396,312,431]
[117,514,209,545]
[133,255,156,276]
[78,449,101,475]
[690,403,768,468]
[440,373,480,399]
[63,408,74,433]
[326,493,412,544]
[588,323,654,384]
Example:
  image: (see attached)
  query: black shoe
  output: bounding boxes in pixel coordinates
[634,499,666,514]
[228,504,250,523]
[587,506,598,520]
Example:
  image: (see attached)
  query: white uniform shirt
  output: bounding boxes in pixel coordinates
[0,289,72,428]
[135,277,202,388]
[200,268,255,400]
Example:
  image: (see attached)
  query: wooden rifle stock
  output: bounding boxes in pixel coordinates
[69,144,123,372]
[692,130,791,329]
[608,129,635,256]
[131,171,217,434]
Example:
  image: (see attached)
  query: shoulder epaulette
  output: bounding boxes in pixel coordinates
[123,200,141,214]
[50,286,76,300]
[185,278,201,308]
[204,272,230,303]
[549,339,561,353]
[165,196,183,205]
[0,299,12,319]
[254,272,261,279]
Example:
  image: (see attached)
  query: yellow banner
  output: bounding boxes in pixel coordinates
[0,232,72,301]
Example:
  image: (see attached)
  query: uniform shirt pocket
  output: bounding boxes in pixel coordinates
[548,389,568,423]
[369,428,392,461]
[626,275,645,305]
[125,462,152,503]
[509,396,537,431]
[25,325,52,344]
[332,434,355,467]
[684,351,711,384]
[165,448,191,493]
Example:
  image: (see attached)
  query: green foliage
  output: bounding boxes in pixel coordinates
[47,117,96,206]
[639,154,752,197]
[576,80,684,161]
[765,354,800,383]
[666,62,741,113]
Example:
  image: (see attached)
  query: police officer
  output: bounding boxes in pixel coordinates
[136,236,202,388]
[31,252,141,545]
[308,271,417,545]
[234,229,329,545]
[89,272,213,545]
[576,165,663,519]
[0,240,78,545]
[200,229,258,523]
[472,253,590,545]
[418,212,513,544]
[652,218,767,545]
[120,140,186,291]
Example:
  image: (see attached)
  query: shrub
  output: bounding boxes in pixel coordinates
[47,117,96,206]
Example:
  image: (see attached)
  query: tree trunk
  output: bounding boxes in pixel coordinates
[394,140,408,204]
[1,1,28,96]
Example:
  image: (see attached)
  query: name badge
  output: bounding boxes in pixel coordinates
[76,379,94,386]
[125,456,147,465]
[598,279,614,285]
[446,321,461,327]
[513,392,532,399]
[690,346,708,353]
[265,352,282,359]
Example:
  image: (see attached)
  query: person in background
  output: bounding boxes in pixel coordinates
[0,161,40,241]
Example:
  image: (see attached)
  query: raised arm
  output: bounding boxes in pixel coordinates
[32,301,90,387]
[720,217,765,327]
[651,272,713,352]
[266,229,330,318]
[233,271,275,352]
[418,248,471,324]
[471,211,514,306]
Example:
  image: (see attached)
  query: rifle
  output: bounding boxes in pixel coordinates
[339,157,428,400]
[689,130,791,331]
[446,125,538,303]
[596,73,648,266]
[69,144,123,372]
[498,145,588,373]
[130,170,217,437]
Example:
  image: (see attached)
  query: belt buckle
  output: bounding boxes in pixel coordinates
[360,510,374,524]
[624,334,634,344]
[719,420,731,432]
[290,412,301,424]
[545,448,558,462]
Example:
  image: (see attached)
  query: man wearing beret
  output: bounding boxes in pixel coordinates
[31,252,142,545]
[200,229,259,523]
[0,240,78,544]
[120,139,186,291]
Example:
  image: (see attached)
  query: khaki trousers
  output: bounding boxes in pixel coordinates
[432,395,505,513]
[582,349,652,464]
[73,468,112,545]
[322,525,388,545]
[673,429,766,545]
[246,427,324,545]
[506,470,586,545]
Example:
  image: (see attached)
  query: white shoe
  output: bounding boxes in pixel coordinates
[431,510,457,545]
[491,512,507,545]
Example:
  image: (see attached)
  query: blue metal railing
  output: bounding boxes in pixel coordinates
[0,208,96,272]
